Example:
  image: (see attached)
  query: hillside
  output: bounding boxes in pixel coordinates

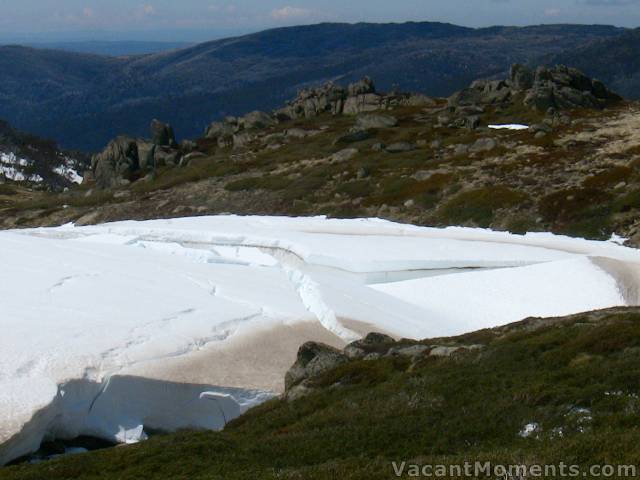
[21,41,192,56]
[2,65,639,246]
[0,22,628,151]
[0,119,88,190]
[548,28,640,100]
[3,307,640,479]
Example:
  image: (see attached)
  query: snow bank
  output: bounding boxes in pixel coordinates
[3,215,640,464]
[372,257,625,335]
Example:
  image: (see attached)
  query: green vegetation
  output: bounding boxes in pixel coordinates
[583,166,633,188]
[539,188,614,239]
[440,187,529,227]
[4,308,640,480]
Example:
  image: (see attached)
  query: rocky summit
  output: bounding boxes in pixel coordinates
[203,77,432,150]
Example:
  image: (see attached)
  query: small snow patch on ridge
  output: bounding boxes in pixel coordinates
[488,124,529,130]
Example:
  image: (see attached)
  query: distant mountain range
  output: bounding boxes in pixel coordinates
[0,22,637,151]
[19,41,193,56]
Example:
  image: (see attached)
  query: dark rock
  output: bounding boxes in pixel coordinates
[523,85,556,111]
[465,115,481,130]
[387,345,430,358]
[356,167,370,179]
[510,64,534,90]
[361,332,396,345]
[137,142,155,171]
[150,119,176,147]
[333,130,374,145]
[530,123,553,134]
[154,146,180,167]
[91,136,139,189]
[451,64,621,112]
[344,332,396,359]
[284,342,348,390]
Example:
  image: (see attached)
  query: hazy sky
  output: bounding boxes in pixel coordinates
[1,0,639,42]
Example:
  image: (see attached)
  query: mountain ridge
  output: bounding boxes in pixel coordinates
[0,21,630,151]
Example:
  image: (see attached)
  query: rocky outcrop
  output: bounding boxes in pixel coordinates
[275,77,433,122]
[284,333,485,401]
[355,113,398,130]
[204,111,275,149]
[92,120,183,189]
[284,342,348,400]
[150,119,177,148]
[203,78,433,150]
[91,136,140,189]
[449,64,621,112]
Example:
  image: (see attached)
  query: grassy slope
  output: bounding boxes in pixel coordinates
[4,100,640,243]
[4,308,640,479]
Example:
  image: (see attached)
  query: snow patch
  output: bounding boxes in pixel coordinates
[53,160,83,184]
[488,124,529,130]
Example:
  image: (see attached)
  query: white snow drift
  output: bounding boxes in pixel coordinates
[1,215,638,464]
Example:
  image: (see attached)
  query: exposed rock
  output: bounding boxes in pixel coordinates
[285,128,321,139]
[510,63,534,91]
[452,144,470,156]
[355,114,398,130]
[405,94,436,107]
[205,121,237,140]
[371,142,386,152]
[154,146,180,167]
[276,77,434,121]
[91,136,139,189]
[465,115,481,130]
[449,64,621,112]
[277,81,347,120]
[137,142,155,171]
[150,119,177,147]
[92,119,185,188]
[344,332,396,359]
[530,123,554,134]
[430,345,484,357]
[356,167,370,179]
[329,148,359,162]
[469,138,498,153]
[240,111,275,130]
[386,142,416,153]
[348,77,376,96]
[333,130,374,145]
[387,345,430,358]
[343,93,383,115]
[180,139,197,153]
[284,342,348,391]
[232,132,255,149]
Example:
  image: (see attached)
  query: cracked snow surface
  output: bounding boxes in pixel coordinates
[1,215,638,464]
